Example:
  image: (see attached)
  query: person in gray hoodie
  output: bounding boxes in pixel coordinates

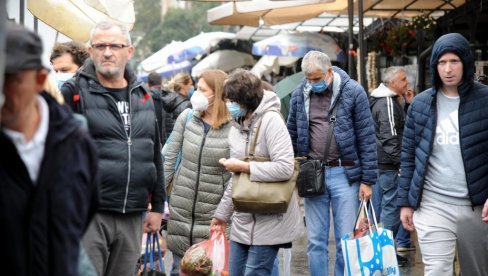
[212,69,304,276]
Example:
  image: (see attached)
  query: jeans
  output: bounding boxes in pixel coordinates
[304,166,359,276]
[395,224,411,247]
[229,241,279,276]
[170,253,181,276]
[376,169,401,236]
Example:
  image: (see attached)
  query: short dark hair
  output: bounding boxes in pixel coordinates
[50,41,89,67]
[147,72,162,87]
[224,69,263,112]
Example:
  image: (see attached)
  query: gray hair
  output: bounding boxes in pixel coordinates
[382,66,405,86]
[301,51,332,75]
[89,20,132,45]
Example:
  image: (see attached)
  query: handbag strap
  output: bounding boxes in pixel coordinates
[248,110,282,158]
[143,233,151,271]
[154,233,165,273]
[321,98,341,164]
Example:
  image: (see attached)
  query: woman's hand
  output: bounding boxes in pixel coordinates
[219,158,250,173]
[210,218,227,233]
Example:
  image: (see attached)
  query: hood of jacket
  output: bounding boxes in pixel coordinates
[430,33,474,95]
[232,90,281,132]
[369,83,398,108]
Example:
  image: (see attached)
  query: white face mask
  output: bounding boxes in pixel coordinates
[55,72,75,89]
[190,91,214,111]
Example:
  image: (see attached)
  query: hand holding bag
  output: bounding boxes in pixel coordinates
[140,233,166,276]
[231,111,298,214]
[296,99,340,197]
[341,199,400,276]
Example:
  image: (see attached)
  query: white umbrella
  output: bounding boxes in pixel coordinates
[139,60,194,81]
[208,0,343,27]
[168,32,236,64]
[140,41,183,72]
[28,0,135,42]
[191,50,255,77]
[251,56,299,78]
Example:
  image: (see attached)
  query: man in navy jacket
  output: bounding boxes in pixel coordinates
[398,33,488,276]
[287,51,377,276]
[0,22,99,276]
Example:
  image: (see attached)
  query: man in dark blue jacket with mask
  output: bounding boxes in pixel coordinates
[398,33,488,276]
[287,50,377,276]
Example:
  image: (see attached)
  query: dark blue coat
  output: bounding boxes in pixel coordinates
[287,66,377,185]
[0,93,99,275]
[398,33,488,209]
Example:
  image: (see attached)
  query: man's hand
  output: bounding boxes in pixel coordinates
[144,212,163,233]
[400,207,415,231]
[359,183,372,200]
[210,218,227,233]
[219,158,250,174]
[482,199,488,223]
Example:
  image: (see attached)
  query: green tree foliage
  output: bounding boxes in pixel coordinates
[132,1,225,64]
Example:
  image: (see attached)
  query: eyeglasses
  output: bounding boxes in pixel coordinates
[91,43,128,51]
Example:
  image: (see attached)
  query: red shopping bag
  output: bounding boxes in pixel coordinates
[180,230,229,276]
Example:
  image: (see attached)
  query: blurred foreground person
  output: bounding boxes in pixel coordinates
[211,69,304,276]
[399,33,488,276]
[0,22,99,276]
[61,20,165,276]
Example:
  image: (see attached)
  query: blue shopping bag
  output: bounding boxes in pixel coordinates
[341,199,400,276]
[141,233,166,276]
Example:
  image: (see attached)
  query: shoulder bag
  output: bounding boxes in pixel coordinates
[231,111,298,214]
[296,98,340,197]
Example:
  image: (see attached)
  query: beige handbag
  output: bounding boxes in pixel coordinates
[231,111,298,214]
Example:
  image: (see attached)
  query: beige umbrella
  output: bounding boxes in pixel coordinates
[208,0,343,27]
[28,0,135,42]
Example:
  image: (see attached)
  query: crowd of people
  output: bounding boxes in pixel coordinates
[1,19,488,276]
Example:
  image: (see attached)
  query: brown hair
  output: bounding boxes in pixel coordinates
[50,41,89,67]
[168,73,192,94]
[199,70,231,129]
[224,69,263,112]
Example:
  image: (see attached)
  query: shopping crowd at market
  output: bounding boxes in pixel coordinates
[2,18,488,276]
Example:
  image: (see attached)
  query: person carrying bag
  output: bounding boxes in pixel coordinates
[296,98,341,197]
[341,199,399,276]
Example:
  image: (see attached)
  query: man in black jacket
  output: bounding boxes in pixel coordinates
[0,22,99,276]
[369,66,407,239]
[147,72,166,143]
[61,20,165,276]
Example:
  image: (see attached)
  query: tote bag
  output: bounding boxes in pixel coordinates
[341,199,399,276]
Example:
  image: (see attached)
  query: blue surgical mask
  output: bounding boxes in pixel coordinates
[310,80,328,93]
[187,86,195,99]
[226,102,247,119]
[55,72,74,89]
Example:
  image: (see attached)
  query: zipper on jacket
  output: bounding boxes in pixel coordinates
[250,214,256,244]
[189,124,209,245]
[122,86,137,213]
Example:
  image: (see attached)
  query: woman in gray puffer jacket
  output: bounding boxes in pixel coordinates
[212,69,304,276]
[164,70,232,276]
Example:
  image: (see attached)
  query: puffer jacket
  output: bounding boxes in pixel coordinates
[61,59,165,213]
[287,66,377,185]
[164,109,232,257]
[213,91,304,246]
[369,83,405,170]
[398,33,488,209]
[161,89,191,139]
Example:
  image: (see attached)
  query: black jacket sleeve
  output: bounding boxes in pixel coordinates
[150,116,166,213]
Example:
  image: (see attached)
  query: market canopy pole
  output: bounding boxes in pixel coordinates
[347,0,354,78]
[358,0,366,89]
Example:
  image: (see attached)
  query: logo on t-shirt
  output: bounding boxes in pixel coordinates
[435,109,459,145]
[116,101,130,134]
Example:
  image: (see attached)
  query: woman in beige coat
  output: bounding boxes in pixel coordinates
[212,69,304,276]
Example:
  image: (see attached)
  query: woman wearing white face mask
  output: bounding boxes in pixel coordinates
[163,70,232,276]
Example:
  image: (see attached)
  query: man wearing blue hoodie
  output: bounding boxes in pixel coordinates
[398,33,488,276]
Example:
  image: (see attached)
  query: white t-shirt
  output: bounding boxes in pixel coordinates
[423,91,470,205]
[3,95,49,184]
